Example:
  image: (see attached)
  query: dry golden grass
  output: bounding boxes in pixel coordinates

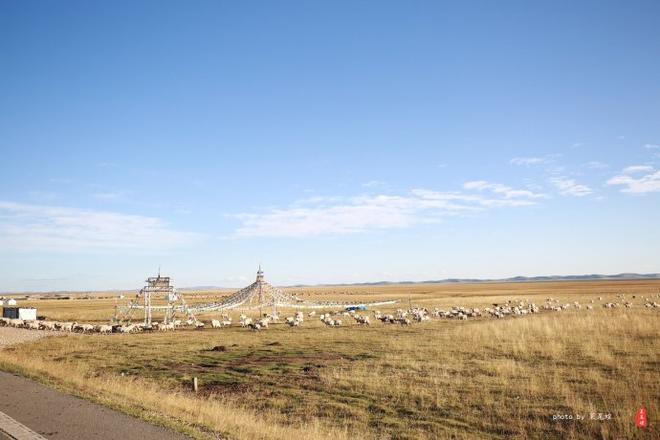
[2,279,659,439]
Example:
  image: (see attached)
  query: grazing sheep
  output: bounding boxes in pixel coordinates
[97,324,113,334]
[159,322,175,331]
[247,322,261,331]
[211,319,222,329]
[286,317,300,327]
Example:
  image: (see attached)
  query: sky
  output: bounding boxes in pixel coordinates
[1,1,660,292]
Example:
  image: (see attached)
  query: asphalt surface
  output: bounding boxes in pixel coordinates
[0,371,190,440]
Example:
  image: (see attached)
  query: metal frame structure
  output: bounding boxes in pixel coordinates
[114,267,398,324]
[114,271,196,326]
[189,266,398,314]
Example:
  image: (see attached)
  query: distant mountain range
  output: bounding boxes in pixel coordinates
[284,273,660,288]
[4,273,660,296]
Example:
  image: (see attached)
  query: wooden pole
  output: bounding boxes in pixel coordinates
[193,377,198,393]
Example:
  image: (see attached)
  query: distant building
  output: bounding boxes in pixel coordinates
[6,298,17,306]
[3,307,37,321]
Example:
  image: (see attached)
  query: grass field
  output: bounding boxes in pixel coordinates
[1,279,658,439]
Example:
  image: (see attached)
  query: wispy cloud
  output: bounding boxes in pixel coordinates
[463,180,546,199]
[622,165,654,174]
[607,165,660,194]
[362,180,386,188]
[510,157,548,166]
[0,202,200,252]
[233,182,545,238]
[92,191,130,201]
[643,143,659,150]
[49,177,76,184]
[584,161,609,170]
[549,177,592,197]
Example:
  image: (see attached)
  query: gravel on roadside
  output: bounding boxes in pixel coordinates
[0,327,54,348]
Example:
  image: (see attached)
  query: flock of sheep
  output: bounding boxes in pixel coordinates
[1,293,658,335]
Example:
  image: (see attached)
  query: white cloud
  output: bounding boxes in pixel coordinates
[234,182,545,238]
[607,166,660,194]
[510,157,547,166]
[550,177,592,197]
[463,180,546,199]
[584,161,609,170]
[0,201,200,252]
[622,165,654,174]
[643,144,659,150]
[362,180,386,188]
[92,191,129,201]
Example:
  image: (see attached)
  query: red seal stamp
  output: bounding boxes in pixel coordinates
[635,406,647,428]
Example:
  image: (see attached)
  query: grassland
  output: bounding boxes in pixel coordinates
[1,280,658,439]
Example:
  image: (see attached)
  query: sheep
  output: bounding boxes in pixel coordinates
[194,321,205,329]
[80,324,95,333]
[286,317,300,327]
[39,321,57,331]
[97,324,113,334]
[240,317,253,327]
[247,322,262,331]
[159,322,175,331]
[119,324,136,333]
[211,319,222,329]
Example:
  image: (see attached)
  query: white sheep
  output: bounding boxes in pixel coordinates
[98,324,113,334]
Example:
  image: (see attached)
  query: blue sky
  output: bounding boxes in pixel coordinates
[1,1,659,291]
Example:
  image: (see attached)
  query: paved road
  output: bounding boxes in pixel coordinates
[0,371,190,440]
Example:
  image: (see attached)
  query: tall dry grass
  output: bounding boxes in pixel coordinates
[2,280,659,439]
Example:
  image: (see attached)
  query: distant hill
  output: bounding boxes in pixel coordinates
[4,273,659,296]
[285,273,660,288]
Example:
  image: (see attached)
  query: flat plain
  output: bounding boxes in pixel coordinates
[1,279,658,439]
